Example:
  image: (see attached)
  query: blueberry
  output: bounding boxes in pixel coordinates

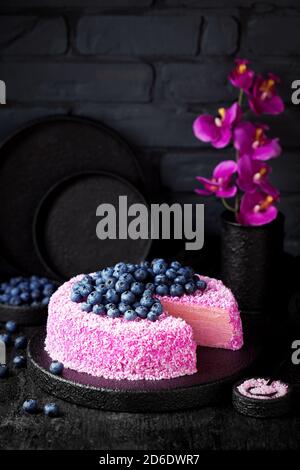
[185,281,197,294]
[10,287,20,296]
[87,291,103,306]
[31,301,40,307]
[15,335,28,350]
[22,399,38,414]
[107,307,121,318]
[20,292,31,303]
[147,312,158,322]
[30,281,41,290]
[41,297,50,306]
[118,302,129,314]
[155,284,169,296]
[174,275,186,285]
[135,306,148,319]
[95,283,107,294]
[170,261,181,270]
[145,283,155,293]
[9,296,21,306]
[150,302,163,316]
[44,403,59,418]
[10,277,22,286]
[115,280,130,294]
[105,289,119,304]
[140,295,155,308]
[166,268,177,280]
[105,303,116,311]
[114,262,128,275]
[93,304,105,315]
[124,309,137,321]
[152,261,168,275]
[70,291,83,303]
[0,294,9,304]
[101,267,114,280]
[0,333,11,345]
[43,284,56,296]
[19,281,30,292]
[78,284,93,297]
[143,289,154,297]
[81,275,94,285]
[31,290,42,301]
[154,274,168,285]
[133,301,140,309]
[49,361,64,375]
[13,355,26,368]
[170,284,184,297]
[120,291,136,305]
[81,302,93,313]
[126,263,136,273]
[0,364,8,378]
[196,279,207,291]
[177,267,191,279]
[5,320,17,333]
[134,268,148,282]
[130,282,144,296]
[119,273,134,284]
[105,277,116,289]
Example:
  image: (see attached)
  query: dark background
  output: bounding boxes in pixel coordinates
[0,0,300,262]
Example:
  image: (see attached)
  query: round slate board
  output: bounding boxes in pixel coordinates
[33,172,151,280]
[0,116,144,275]
[0,304,47,326]
[28,329,260,412]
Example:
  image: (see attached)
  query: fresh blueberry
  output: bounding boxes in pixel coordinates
[49,361,64,375]
[10,287,20,296]
[70,291,83,303]
[147,312,158,322]
[126,263,136,273]
[174,275,186,285]
[135,306,148,319]
[143,289,154,297]
[22,399,38,414]
[124,309,137,321]
[5,320,17,333]
[118,302,129,314]
[150,302,163,316]
[140,295,155,308]
[152,261,167,275]
[43,284,56,296]
[19,281,30,292]
[105,289,119,304]
[81,275,94,285]
[140,261,151,268]
[134,268,148,282]
[9,296,21,306]
[41,297,50,306]
[196,279,207,291]
[145,283,155,292]
[105,303,116,311]
[30,281,41,291]
[170,261,181,270]
[44,403,59,418]
[87,291,103,306]
[184,281,197,294]
[0,364,8,378]
[105,277,117,289]
[154,274,168,285]
[130,282,144,296]
[101,267,114,280]
[13,355,26,368]
[166,268,177,280]
[93,304,105,315]
[115,280,130,294]
[133,301,140,309]
[120,291,136,305]
[78,284,93,297]
[170,284,184,297]
[177,267,191,279]
[119,273,134,284]
[155,284,169,296]
[10,277,23,286]
[0,294,9,304]
[114,262,128,275]
[107,307,121,318]
[95,282,107,294]
[31,290,42,301]
[81,302,93,313]
[0,333,11,346]
[15,335,28,350]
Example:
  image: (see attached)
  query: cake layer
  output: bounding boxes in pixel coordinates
[45,275,197,381]
[159,276,243,350]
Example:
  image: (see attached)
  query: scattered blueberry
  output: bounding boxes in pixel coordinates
[0,364,8,378]
[44,403,60,417]
[14,335,28,350]
[5,320,17,333]
[49,361,64,375]
[22,399,38,414]
[0,333,11,346]
[13,355,26,368]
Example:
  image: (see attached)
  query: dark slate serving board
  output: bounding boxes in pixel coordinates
[0,116,144,275]
[28,329,260,413]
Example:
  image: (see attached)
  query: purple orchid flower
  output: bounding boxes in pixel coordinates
[193,103,241,149]
[234,121,281,161]
[238,190,279,226]
[229,59,254,92]
[248,73,284,115]
[195,160,237,198]
[237,154,279,197]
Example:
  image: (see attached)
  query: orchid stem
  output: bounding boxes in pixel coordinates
[221,198,236,213]
[238,89,244,107]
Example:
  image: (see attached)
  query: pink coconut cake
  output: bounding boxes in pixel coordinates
[45,275,197,381]
[158,276,243,351]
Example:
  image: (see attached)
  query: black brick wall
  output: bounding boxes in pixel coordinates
[0,1,300,255]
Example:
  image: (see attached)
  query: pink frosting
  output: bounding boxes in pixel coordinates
[45,275,197,381]
[238,378,289,400]
[158,276,243,350]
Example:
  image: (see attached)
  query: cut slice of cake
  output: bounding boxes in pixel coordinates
[159,276,243,350]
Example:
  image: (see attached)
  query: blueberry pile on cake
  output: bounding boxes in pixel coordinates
[45,260,243,381]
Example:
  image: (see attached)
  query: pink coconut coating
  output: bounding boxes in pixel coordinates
[45,275,197,381]
[158,276,243,350]
[238,378,289,400]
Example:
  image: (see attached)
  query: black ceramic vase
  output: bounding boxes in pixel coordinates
[221,211,284,314]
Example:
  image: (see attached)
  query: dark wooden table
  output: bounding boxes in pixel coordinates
[1,324,300,451]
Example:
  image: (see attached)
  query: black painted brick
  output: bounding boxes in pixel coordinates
[0,63,153,103]
[0,16,67,55]
[202,16,238,56]
[77,15,201,56]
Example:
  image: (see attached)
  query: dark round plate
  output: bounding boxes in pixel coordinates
[28,329,260,412]
[33,171,151,280]
[0,304,47,326]
[0,116,144,275]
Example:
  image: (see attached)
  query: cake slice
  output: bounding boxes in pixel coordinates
[159,276,243,350]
